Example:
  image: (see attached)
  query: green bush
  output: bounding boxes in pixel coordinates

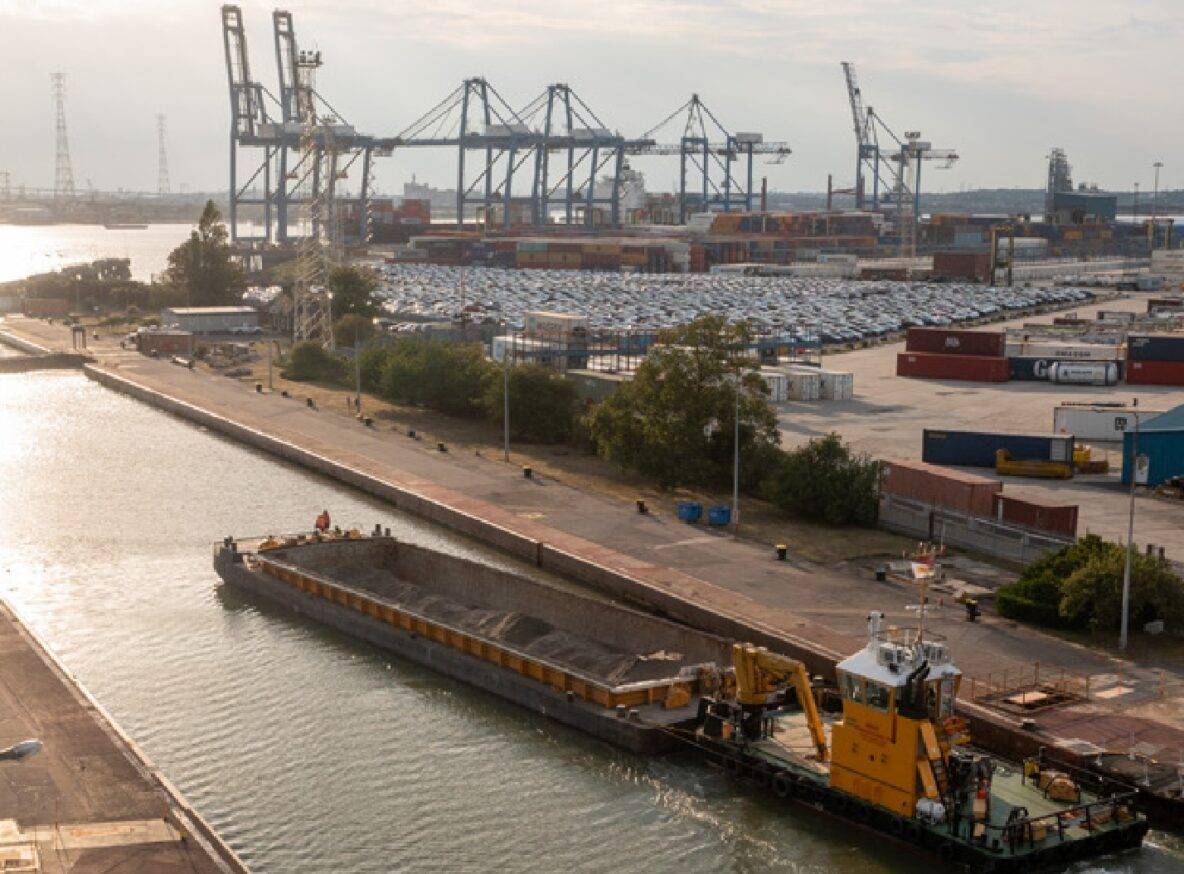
[997,533,1184,634]
[374,336,495,418]
[763,433,879,526]
[484,364,577,444]
[333,314,375,348]
[282,341,349,385]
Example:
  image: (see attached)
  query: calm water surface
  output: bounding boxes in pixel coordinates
[0,376,1179,871]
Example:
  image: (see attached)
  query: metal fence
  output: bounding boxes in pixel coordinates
[878,494,1073,564]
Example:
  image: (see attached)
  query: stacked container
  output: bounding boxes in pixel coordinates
[897,328,1008,383]
[922,429,1075,468]
[880,459,1001,516]
[1127,334,1184,385]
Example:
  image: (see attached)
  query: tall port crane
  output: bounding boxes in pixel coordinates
[840,62,957,253]
[628,95,791,223]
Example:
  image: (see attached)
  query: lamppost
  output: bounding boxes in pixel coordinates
[732,367,742,534]
[326,291,335,350]
[1132,183,1140,222]
[503,330,511,463]
[1120,407,1143,650]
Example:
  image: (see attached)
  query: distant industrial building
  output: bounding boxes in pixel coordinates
[161,306,258,334]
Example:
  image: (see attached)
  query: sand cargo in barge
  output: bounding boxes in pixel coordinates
[213,531,730,753]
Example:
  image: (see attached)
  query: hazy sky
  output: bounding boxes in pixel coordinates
[1,0,1180,196]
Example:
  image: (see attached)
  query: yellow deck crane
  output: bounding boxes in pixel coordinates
[701,644,828,761]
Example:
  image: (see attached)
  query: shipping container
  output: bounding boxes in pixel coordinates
[1127,334,1184,363]
[922,429,1075,468]
[905,327,1004,357]
[1008,357,1053,381]
[880,458,1002,517]
[819,370,854,401]
[1126,359,1184,385]
[1009,341,1122,361]
[759,369,789,403]
[1048,362,1120,386]
[994,495,1078,538]
[1052,405,1165,442]
[897,352,1009,382]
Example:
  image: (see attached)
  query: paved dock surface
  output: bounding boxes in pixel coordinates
[775,293,1184,558]
[0,599,245,873]
[4,314,1184,764]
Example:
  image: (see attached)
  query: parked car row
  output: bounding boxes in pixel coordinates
[377,264,1094,344]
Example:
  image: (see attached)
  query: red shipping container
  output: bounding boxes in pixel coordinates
[896,352,1009,382]
[905,327,1005,357]
[994,495,1078,538]
[880,458,1001,517]
[1126,360,1184,386]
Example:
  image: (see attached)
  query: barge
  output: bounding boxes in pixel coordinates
[213,530,731,753]
[213,531,1148,869]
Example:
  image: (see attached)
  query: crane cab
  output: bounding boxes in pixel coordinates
[828,612,963,819]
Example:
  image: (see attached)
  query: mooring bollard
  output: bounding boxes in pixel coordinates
[281,390,290,398]
[523,466,532,479]
[306,397,316,409]
[437,442,448,453]
[636,499,647,515]
[407,429,417,439]
[255,383,263,393]
[776,544,788,561]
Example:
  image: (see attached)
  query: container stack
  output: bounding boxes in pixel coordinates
[879,458,1079,539]
[1007,338,1124,384]
[897,328,1008,382]
[1126,334,1184,385]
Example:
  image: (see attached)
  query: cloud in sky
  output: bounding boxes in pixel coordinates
[0,0,1179,193]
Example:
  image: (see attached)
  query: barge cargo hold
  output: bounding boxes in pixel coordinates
[213,533,730,753]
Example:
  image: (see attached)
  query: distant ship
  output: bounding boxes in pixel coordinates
[103,222,148,230]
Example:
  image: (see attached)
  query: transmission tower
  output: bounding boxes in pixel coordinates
[156,114,171,195]
[52,72,75,199]
[291,107,342,347]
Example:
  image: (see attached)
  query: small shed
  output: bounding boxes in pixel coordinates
[160,306,258,334]
[1122,405,1184,486]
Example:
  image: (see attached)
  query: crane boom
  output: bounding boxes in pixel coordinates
[732,644,828,761]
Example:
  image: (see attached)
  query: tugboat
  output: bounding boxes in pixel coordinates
[689,611,1149,870]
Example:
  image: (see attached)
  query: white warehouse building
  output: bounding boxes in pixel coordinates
[160,306,259,334]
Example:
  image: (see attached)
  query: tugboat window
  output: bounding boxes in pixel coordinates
[866,680,890,711]
[841,671,864,703]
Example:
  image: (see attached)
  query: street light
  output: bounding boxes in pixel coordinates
[0,739,42,763]
[326,291,335,350]
[1120,406,1144,650]
[1132,183,1140,222]
[503,329,511,463]
[732,367,742,534]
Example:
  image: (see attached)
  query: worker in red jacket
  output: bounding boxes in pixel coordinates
[315,509,331,533]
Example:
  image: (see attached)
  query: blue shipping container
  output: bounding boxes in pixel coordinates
[922,429,1075,468]
[1127,335,1184,363]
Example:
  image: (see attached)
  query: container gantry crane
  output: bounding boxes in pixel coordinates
[840,62,957,253]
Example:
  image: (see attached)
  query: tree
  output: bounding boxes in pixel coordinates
[764,433,879,526]
[484,364,577,444]
[375,336,494,418]
[327,266,381,320]
[165,201,245,306]
[585,315,778,488]
[334,313,375,348]
[1060,551,1184,632]
[282,341,348,385]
